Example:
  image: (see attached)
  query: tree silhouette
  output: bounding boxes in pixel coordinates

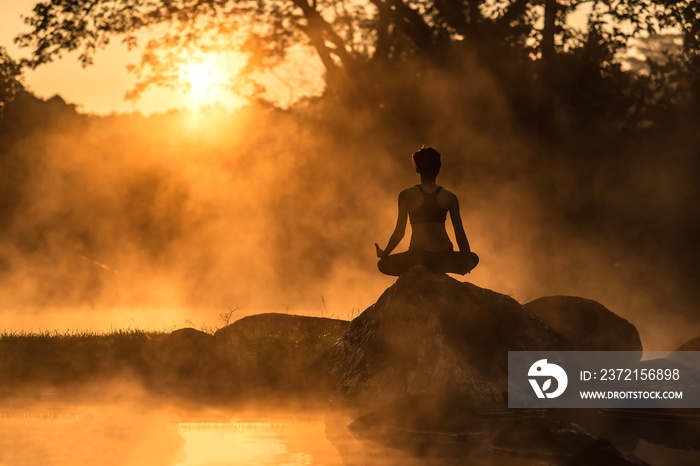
[0,47,23,118]
[14,0,699,105]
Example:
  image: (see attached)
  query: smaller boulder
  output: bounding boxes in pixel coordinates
[215,313,349,393]
[143,328,236,392]
[675,336,700,352]
[524,296,642,352]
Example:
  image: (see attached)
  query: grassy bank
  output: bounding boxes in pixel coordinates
[0,329,160,394]
[0,314,349,402]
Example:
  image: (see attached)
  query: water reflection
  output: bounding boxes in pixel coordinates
[176,415,343,465]
[178,423,288,465]
[1,401,700,465]
[0,401,349,466]
[0,404,183,465]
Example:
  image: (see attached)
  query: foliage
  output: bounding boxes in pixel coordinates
[0,47,23,114]
[13,0,700,110]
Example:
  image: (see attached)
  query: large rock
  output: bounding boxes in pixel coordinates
[328,266,561,412]
[524,296,642,352]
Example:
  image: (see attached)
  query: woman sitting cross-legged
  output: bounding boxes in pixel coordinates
[375,146,479,276]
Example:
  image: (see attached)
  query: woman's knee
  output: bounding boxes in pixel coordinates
[378,257,401,276]
[377,257,391,275]
[470,252,479,268]
[453,251,478,275]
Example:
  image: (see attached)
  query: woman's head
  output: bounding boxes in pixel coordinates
[412,146,441,177]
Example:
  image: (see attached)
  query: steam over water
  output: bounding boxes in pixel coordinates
[1,399,698,466]
[0,404,342,465]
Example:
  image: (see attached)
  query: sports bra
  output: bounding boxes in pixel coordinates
[409,185,448,224]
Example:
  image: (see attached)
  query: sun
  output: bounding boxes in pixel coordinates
[182,62,223,97]
[178,53,249,111]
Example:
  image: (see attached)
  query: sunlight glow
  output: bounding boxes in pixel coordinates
[183,62,222,97]
[179,53,249,110]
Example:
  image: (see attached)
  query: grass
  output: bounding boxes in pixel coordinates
[0,328,159,339]
[0,310,350,400]
[0,328,162,393]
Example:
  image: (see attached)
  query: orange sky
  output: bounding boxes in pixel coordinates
[1,1,614,116]
[0,1,259,115]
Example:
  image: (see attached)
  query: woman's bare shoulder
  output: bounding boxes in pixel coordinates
[438,187,459,206]
[439,186,458,199]
[398,185,421,198]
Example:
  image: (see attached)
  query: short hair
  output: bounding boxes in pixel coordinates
[412,146,441,176]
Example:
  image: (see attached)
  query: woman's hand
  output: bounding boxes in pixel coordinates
[374,243,384,258]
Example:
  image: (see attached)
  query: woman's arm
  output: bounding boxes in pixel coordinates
[448,196,471,254]
[375,192,409,258]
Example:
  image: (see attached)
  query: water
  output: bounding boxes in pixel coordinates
[0,402,347,466]
[175,415,344,465]
[0,400,491,465]
[1,399,700,465]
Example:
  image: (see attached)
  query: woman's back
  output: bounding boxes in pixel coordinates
[404,184,454,252]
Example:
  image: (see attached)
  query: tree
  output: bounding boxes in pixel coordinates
[0,47,24,118]
[12,0,700,124]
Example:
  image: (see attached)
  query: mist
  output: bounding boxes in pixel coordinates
[1,58,699,351]
[0,380,355,465]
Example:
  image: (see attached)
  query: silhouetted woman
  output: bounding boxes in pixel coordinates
[375,146,479,276]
